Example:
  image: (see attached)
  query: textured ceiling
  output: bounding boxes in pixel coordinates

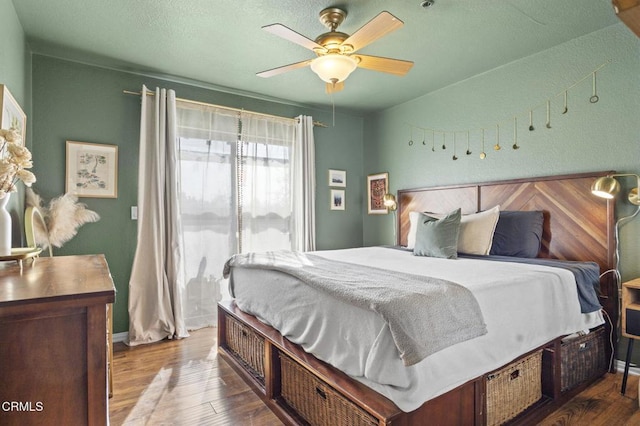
[12,0,620,114]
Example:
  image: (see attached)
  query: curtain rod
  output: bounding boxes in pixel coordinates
[122,90,327,128]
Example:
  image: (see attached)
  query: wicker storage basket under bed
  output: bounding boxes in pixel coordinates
[225,315,265,384]
[279,353,378,426]
[486,350,543,426]
[560,327,607,392]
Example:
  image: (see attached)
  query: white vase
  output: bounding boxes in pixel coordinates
[0,195,11,256]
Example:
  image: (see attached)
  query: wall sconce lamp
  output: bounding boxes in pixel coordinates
[591,174,640,205]
[383,194,397,211]
[591,173,640,275]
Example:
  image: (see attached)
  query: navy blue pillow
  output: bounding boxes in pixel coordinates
[489,211,544,258]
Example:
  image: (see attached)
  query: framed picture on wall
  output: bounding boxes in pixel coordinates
[367,172,388,214]
[66,141,118,198]
[328,169,346,187]
[330,189,345,210]
[0,84,27,146]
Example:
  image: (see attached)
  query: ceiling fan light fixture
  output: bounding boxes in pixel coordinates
[310,54,358,84]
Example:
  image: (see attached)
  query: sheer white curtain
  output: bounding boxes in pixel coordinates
[129,92,316,338]
[238,112,297,253]
[128,86,187,346]
[176,109,315,329]
[176,102,239,329]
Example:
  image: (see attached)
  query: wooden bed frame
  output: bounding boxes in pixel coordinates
[218,171,617,426]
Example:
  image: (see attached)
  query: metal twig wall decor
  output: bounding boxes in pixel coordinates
[405,61,610,161]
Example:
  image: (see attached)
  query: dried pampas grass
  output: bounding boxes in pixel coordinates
[26,188,100,249]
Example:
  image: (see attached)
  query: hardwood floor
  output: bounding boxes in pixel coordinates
[109,327,640,425]
[109,327,282,425]
[538,374,640,426]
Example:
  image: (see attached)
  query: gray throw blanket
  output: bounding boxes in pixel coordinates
[223,251,487,366]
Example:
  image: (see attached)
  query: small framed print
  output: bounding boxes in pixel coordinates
[328,169,346,187]
[0,84,27,145]
[66,141,118,198]
[330,189,345,211]
[367,172,389,214]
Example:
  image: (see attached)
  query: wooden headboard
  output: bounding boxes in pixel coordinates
[397,171,617,335]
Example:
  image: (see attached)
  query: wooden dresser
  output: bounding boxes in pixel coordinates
[0,255,115,426]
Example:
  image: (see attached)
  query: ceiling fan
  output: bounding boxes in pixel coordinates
[257,7,414,94]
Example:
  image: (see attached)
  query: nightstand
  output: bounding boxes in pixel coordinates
[621,278,640,394]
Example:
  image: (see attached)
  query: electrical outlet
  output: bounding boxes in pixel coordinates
[131,206,138,220]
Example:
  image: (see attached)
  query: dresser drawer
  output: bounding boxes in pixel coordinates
[225,315,265,385]
[279,353,378,426]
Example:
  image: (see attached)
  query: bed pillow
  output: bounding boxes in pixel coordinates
[489,210,544,258]
[407,205,500,255]
[413,208,461,259]
[407,211,422,250]
[456,205,500,255]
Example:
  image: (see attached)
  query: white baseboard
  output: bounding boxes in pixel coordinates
[616,359,640,376]
[113,331,129,343]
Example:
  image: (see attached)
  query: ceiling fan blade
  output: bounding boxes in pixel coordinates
[354,54,413,76]
[342,11,404,53]
[262,24,327,52]
[257,59,313,78]
[326,81,345,94]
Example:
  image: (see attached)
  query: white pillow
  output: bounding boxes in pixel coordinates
[457,205,500,255]
[407,205,500,255]
[407,211,422,250]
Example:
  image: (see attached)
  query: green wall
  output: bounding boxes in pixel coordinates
[0,0,31,245]
[30,55,364,334]
[0,0,28,108]
[363,23,640,280]
[8,1,640,364]
[362,23,640,362]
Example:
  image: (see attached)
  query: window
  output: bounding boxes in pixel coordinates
[176,104,298,329]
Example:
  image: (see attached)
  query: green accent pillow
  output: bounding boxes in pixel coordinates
[413,208,461,259]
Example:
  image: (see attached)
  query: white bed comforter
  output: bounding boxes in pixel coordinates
[229,246,604,412]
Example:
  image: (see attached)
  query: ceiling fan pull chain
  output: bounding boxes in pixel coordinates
[512,117,519,150]
[331,92,335,127]
[480,128,486,159]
